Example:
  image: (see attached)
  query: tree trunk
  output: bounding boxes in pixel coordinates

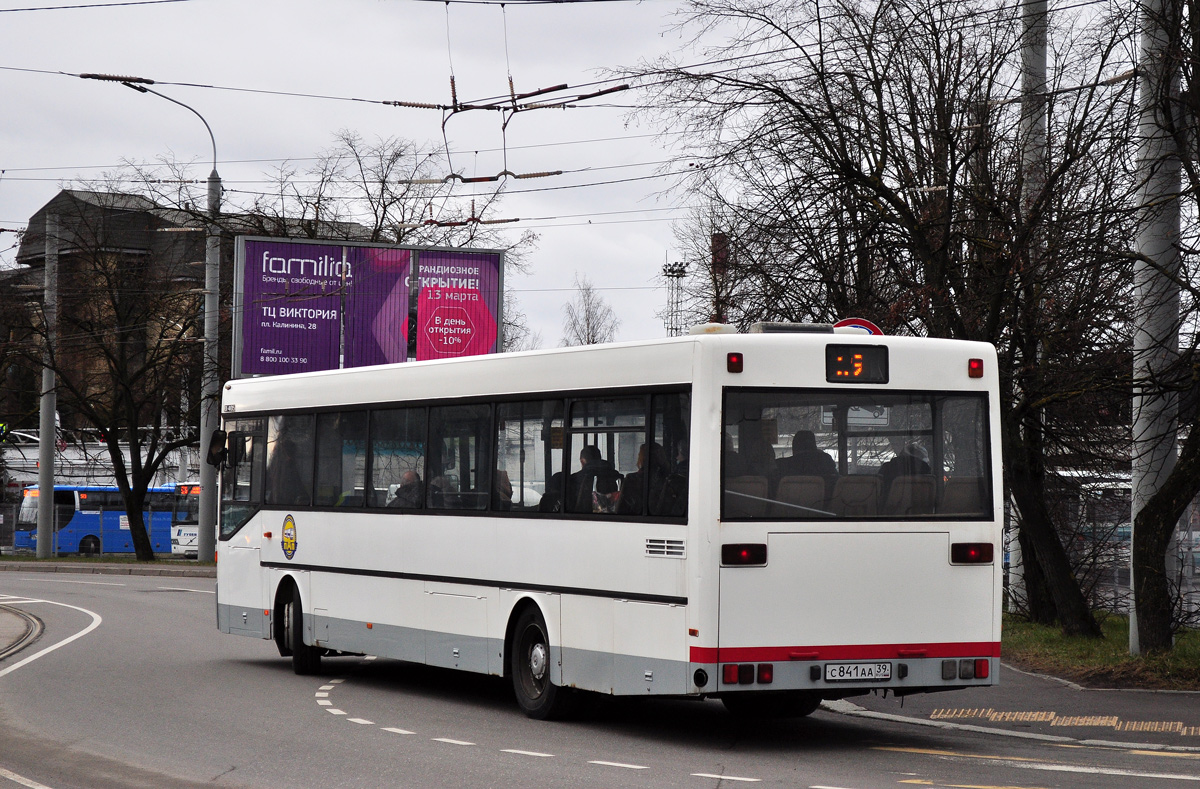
[1133,424,1200,651]
[1016,526,1058,624]
[1004,415,1103,638]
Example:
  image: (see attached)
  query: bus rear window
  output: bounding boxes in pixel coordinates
[722,389,990,520]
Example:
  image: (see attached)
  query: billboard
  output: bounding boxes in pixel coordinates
[233,237,503,378]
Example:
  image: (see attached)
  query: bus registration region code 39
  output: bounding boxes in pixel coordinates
[212,323,1001,719]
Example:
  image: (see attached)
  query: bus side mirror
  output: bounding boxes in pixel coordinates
[206,430,228,467]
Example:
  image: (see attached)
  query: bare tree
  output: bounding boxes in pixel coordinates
[562,274,620,346]
[635,0,1145,636]
[7,188,203,560]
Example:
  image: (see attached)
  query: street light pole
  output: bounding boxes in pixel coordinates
[80,73,221,562]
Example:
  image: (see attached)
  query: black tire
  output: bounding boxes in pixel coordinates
[78,536,100,556]
[721,691,821,719]
[285,585,322,675]
[510,606,570,720]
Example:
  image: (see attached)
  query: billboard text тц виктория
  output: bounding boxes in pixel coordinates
[233,237,503,377]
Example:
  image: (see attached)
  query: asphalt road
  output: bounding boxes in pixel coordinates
[2,570,1199,788]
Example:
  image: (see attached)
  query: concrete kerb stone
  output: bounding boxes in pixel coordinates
[0,561,215,578]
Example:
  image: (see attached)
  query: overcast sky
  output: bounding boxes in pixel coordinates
[1,0,704,346]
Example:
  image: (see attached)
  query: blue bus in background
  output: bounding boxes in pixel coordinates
[13,485,175,555]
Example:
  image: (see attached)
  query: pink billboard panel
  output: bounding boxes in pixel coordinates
[415,251,501,361]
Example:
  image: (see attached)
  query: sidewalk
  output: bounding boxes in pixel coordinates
[1,561,1197,751]
[832,660,1200,751]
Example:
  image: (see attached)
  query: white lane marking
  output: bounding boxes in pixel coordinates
[0,599,40,606]
[433,738,475,746]
[693,774,760,782]
[318,685,335,690]
[589,761,648,770]
[315,692,329,698]
[0,599,102,679]
[32,579,125,586]
[155,587,214,594]
[330,678,345,683]
[317,700,332,707]
[502,750,553,758]
[327,709,347,716]
[0,766,55,788]
[1002,760,1200,782]
[348,718,374,725]
[382,727,415,735]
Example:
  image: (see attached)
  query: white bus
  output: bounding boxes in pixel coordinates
[212,324,1001,719]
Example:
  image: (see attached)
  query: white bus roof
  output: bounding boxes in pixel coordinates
[221,331,996,415]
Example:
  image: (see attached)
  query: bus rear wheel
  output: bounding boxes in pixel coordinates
[284,586,322,675]
[721,691,822,719]
[510,606,571,720]
[78,536,100,556]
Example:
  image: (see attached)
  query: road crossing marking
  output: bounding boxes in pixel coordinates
[932,708,1199,736]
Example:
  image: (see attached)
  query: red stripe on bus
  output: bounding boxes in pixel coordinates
[689,641,1000,663]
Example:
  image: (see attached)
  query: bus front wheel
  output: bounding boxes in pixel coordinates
[78,536,100,556]
[510,606,571,720]
[285,586,322,675]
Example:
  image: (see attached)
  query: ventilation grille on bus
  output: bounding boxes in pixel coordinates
[646,539,685,558]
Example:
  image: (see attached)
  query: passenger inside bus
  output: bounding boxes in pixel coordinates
[617,442,669,515]
[879,440,932,495]
[388,470,423,509]
[776,430,837,480]
[568,445,622,513]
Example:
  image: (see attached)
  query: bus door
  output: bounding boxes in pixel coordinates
[217,418,270,637]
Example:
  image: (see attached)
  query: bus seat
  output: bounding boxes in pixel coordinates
[941,476,985,515]
[829,476,880,517]
[724,475,769,517]
[772,475,826,517]
[883,475,935,516]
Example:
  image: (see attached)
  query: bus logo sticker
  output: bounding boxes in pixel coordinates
[281,515,297,560]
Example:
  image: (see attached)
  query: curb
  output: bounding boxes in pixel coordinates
[0,562,215,578]
[822,699,1200,754]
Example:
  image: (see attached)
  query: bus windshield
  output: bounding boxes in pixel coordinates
[722,388,991,519]
[17,491,37,527]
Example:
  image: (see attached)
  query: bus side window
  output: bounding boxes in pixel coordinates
[219,418,266,539]
[369,407,427,509]
[427,404,491,511]
[314,411,368,507]
[496,399,564,513]
[265,414,315,507]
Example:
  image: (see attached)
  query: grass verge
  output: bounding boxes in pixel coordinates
[1003,613,1200,691]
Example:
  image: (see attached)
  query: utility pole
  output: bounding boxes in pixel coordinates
[36,214,58,559]
[80,72,221,562]
[198,166,221,564]
[1130,0,1182,655]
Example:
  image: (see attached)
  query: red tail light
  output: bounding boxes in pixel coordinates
[968,358,984,378]
[951,542,993,564]
[722,543,767,566]
[756,664,773,684]
[975,659,990,679]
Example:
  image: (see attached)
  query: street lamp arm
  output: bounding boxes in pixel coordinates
[125,83,218,174]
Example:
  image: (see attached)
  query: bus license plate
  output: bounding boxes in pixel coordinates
[824,662,892,681]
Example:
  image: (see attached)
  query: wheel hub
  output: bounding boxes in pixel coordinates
[529,642,547,681]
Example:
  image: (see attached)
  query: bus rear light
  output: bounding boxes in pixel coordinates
[727,352,744,373]
[722,543,767,566]
[968,358,984,378]
[722,664,756,684]
[757,664,773,684]
[951,542,993,564]
[974,659,990,679]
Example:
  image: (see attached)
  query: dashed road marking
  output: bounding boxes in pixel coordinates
[317,700,332,706]
[589,760,648,770]
[326,709,347,716]
[692,773,760,782]
[988,711,1056,723]
[433,738,475,746]
[382,727,415,735]
[933,708,1199,737]
[348,718,374,725]
[1117,721,1184,733]
[502,749,553,757]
